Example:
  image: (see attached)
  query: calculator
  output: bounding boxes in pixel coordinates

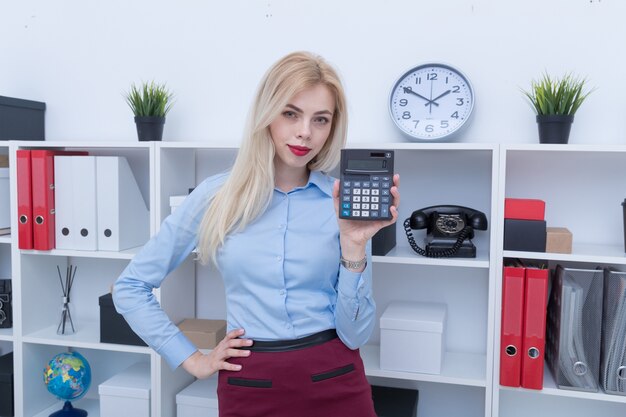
[339,149,394,220]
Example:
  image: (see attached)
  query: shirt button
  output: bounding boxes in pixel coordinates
[286,324,292,329]
[276,255,282,261]
[279,290,286,296]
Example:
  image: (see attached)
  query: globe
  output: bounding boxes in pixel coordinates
[43,351,92,417]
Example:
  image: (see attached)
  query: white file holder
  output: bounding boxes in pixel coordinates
[96,156,149,251]
[99,361,151,417]
[176,376,219,417]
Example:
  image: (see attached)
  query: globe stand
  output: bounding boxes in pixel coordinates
[49,401,88,417]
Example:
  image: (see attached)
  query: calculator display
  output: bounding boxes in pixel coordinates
[339,149,394,220]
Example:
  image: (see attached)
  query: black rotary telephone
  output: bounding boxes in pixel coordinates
[404,205,488,258]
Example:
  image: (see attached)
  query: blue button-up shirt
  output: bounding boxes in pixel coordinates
[113,170,375,369]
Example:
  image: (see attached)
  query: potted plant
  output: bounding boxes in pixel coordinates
[522,72,593,144]
[125,81,174,141]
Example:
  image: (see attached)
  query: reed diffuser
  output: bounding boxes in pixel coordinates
[57,265,77,335]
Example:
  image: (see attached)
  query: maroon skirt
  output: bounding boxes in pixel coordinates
[217,330,376,417]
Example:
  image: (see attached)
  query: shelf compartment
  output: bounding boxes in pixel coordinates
[374,245,490,268]
[362,345,486,387]
[0,328,13,341]
[19,246,142,260]
[31,398,99,417]
[504,243,626,265]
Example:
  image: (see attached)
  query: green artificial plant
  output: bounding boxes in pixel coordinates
[522,72,593,116]
[125,81,174,117]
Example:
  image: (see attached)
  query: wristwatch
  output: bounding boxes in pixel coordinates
[340,256,367,270]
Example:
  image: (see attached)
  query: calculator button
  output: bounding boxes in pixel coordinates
[363,182,371,187]
[343,188,351,195]
[352,211,361,217]
[342,202,350,209]
[371,189,379,196]
[362,189,370,195]
[353,181,361,187]
[353,189,361,195]
[372,176,381,181]
[353,196,361,202]
[382,182,390,188]
[342,209,350,217]
[381,189,389,196]
[370,211,379,218]
[382,176,390,181]
[371,196,379,203]
[343,196,351,202]
[372,182,380,188]
[362,203,370,210]
[361,211,370,217]
[353,203,361,209]
[371,203,379,210]
[381,205,389,217]
[381,197,390,203]
[361,196,370,203]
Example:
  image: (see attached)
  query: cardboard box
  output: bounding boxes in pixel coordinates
[504,198,546,221]
[380,301,446,374]
[176,376,218,417]
[0,351,13,417]
[503,219,546,252]
[546,227,573,254]
[99,293,147,346]
[99,362,150,417]
[178,319,226,349]
[0,96,45,141]
[0,168,9,229]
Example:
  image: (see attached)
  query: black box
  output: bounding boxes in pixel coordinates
[99,293,147,346]
[0,351,13,417]
[372,223,396,256]
[0,280,11,329]
[504,219,546,252]
[0,96,46,141]
[371,385,418,417]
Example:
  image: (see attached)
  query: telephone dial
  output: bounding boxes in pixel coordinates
[404,205,488,258]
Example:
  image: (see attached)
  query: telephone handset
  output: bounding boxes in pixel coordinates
[404,205,488,258]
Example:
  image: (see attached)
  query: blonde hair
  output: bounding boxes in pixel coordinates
[197,51,348,264]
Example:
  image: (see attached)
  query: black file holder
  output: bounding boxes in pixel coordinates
[371,385,418,417]
[0,351,13,417]
[601,268,626,396]
[546,265,604,392]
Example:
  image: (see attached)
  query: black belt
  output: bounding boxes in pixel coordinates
[245,329,338,352]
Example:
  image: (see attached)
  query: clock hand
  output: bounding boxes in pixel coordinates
[402,87,438,105]
[424,89,452,107]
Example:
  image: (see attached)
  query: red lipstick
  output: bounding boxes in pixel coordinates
[288,145,311,157]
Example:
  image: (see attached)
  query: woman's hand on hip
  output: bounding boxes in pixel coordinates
[181,328,253,379]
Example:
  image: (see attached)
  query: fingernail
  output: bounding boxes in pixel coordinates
[246,339,253,345]
[235,364,242,370]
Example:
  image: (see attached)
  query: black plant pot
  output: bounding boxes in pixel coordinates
[134,116,165,141]
[536,114,574,144]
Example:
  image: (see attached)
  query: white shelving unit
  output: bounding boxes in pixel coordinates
[2,140,625,417]
[492,144,626,417]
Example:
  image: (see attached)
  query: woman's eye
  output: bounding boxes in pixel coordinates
[314,117,330,125]
[283,111,297,118]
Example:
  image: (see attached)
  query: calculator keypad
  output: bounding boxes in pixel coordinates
[340,176,392,219]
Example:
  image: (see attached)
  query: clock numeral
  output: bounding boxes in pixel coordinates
[440,120,449,128]
[399,99,408,107]
[416,77,422,85]
[456,98,465,106]
[403,86,413,93]
[425,125,434,133]
[427,73,437,81]
[402,111,411,120]
[452,85,460,93]
[445,76,449,84]
[451,111,459,119]
[413,120,420,128]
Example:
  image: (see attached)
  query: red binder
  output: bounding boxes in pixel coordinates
[16,150,33,249]
[31,150,88,250]
[500,265,526,387]
[520,266,549,390]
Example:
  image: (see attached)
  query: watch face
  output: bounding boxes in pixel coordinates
[389,63,474,141]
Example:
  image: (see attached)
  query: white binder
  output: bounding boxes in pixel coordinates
[72,156,98,250]
[96,156,149,251]
[53,156,75,249]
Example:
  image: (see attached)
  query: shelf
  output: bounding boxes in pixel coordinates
[0,234,11,244]
[22,322,151,354]
[20,246,142,260]
[32,398,99,417]
[374,245,490,268]
[503,143,626,153]
[0,327,13,341]
[500,366,626,404]
[504,243,626,265]
[361,344,486,387]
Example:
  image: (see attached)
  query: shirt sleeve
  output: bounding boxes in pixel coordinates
[335,240,376,350]
[112,175,224,370]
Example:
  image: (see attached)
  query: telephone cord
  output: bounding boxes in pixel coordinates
[403,218,472,258]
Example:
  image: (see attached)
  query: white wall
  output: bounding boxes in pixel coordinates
[0,0,623,145]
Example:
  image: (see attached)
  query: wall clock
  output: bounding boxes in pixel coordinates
[389,63,474,141]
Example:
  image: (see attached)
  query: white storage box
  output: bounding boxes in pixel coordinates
[176,376,218,417]
[170,195,187,214]
[99,362,151,417]
[380,301,447,374]
[0,168,9,229]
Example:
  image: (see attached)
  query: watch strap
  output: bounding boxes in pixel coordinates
[340,255,367,270]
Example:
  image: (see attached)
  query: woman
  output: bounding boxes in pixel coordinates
[114,51,400,416]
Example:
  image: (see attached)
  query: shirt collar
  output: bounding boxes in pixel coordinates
[307,170,333,197]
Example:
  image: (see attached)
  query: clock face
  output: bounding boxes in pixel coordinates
[389,63,474,140]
